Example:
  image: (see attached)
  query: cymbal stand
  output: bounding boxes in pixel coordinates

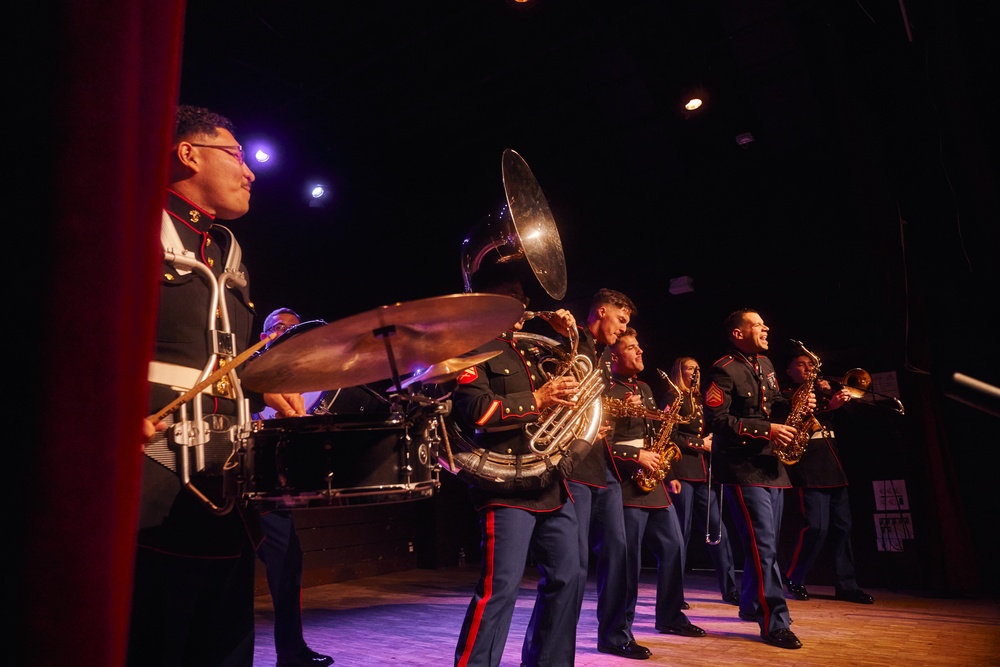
[374,324,404,394]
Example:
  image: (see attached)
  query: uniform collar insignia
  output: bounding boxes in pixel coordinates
[165,189,214,232]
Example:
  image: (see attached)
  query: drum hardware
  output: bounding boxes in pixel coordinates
[387,350,504,391]
[151,248,273,515]
[239,293,525,395]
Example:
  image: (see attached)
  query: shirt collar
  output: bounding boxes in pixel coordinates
[165,189,214,233]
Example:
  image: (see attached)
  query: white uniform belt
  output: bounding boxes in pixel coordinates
[148,360,219,396]
[810,429,833,440]
[618,438,645,448]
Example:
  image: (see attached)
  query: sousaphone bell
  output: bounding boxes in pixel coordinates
[461,148,567,300]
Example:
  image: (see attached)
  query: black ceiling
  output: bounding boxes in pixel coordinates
[178,0,996,379]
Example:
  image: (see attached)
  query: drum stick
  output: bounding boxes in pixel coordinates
[148,332,278,424]
[438,414,456,472]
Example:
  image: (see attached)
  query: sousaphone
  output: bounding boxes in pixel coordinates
[448,149,602,492]
[461,148,567,301]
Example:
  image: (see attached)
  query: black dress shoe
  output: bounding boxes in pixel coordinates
[835,588,875,604]
[761,628,802,649]
[277,648,334,667]
[597,640,652,659]
[786,580,810,601]
[722,590,740,606]
[657,622,707,637]
[738,610,756,622]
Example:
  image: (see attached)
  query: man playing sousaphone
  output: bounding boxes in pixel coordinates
[450,149,594,667]
[450,259,589,667]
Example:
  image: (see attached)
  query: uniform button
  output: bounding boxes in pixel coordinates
[165,273,174,281]
[504,369,510,374]
[506,448,513,454]
[505,408,511,414]
[517,406,524,412]
[207,257,215,266]
[530,405,536,410]
[205,237,211,246]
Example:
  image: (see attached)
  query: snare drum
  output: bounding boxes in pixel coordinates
[243,413,439,508]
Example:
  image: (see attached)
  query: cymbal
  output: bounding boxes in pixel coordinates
[240,293,525,393]
[389,350,503,391]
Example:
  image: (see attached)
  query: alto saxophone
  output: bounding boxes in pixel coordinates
[631,374,692,493]
[776,340,823,465]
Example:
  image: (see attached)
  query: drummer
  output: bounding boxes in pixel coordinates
[253,307,335,667]
[255,308,394,419]
[259,308,309,418]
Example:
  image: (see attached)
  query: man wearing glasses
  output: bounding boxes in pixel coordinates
[134,105,308,666]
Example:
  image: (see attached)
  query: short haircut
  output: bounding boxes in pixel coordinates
[611,326,638,352]
[723,308,756,335]
[175,104,237,143]
[262,307,301,334]
[590,288,637,316]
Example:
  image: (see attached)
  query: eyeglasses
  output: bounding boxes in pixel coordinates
[189,143,245,165]
[267,322,295,335]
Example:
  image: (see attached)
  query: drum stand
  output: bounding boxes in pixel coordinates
[370,325,459,497]
[155,248,256,516]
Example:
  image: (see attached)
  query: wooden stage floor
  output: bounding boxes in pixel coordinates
[253,567,999,666]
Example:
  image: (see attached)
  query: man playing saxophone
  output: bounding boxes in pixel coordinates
[607,328,707,649]
[661,357,740,609]
[702,309,815,650]
[782,353,874,605]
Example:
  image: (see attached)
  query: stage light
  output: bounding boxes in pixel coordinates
[242,135,278,170]
[308,182,332,208]
[681,87,707,113]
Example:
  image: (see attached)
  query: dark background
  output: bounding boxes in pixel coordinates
[178,0,998,592]
[178,0,996,380]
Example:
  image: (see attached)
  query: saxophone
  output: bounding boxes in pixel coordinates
[776,340,823,465]
[631,374,690,493]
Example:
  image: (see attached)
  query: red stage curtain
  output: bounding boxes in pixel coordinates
[21,2,186,665]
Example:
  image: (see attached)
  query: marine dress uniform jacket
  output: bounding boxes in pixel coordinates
[141,189,262,554]
[450,330,572,511]
[606,374,673,508]
[703,349,791,488]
